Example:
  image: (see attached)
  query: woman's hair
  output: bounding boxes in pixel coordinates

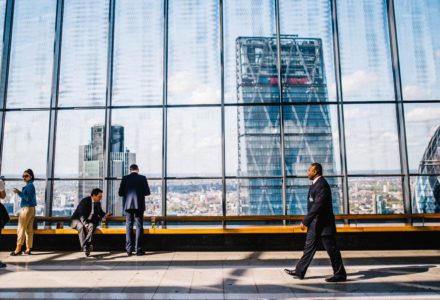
[24,169,35,182]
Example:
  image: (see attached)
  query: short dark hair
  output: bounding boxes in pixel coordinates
[129,164,139,171]
[311,163,323,175]
[24,169,35,182]
[91,188,103,196]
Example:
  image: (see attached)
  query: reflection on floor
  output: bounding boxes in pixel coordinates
[0,250,439,299]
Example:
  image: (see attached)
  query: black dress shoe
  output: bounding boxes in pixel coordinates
[126,251,133,257]
[83,247,90,257]
[135,251,145,256]
[0,262,6,268]
[284,269,304,279]
[325,275,347,282]
[24,249,32,256]
[10,251,21,256]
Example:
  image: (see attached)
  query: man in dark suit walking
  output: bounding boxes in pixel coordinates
[71,188,111,256]
[284,163,346,282]
[119,164,150,256]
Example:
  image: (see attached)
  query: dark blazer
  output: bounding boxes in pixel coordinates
[0,202,9,229]
[118,172,150,212]
[302,176,336,237]
[71,196,106,226]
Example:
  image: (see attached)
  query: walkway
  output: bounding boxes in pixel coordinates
[0,250,439,299]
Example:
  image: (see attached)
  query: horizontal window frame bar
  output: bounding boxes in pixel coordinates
[6,99,440,112]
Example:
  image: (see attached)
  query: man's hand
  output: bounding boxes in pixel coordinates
[299,222,306,231]
[104,212,112,219]
[13,188,20,194]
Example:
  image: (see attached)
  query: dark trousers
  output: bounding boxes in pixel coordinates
[125,210,144,253]
[295,229,346,278]
[71,219,96,249]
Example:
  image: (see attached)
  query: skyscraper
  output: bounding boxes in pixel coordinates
[413,126,440,213]
[236,36,339,215]
[79,125,136,215]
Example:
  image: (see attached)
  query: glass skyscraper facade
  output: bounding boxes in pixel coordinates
[236,36,339,215]
[0,0,438,219]
[413,126,440,213]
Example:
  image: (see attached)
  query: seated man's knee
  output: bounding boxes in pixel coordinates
[75,222,84,232]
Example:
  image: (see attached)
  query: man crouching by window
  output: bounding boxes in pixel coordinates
[71,188,112,257]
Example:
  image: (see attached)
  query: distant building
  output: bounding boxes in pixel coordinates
[413,126,440,213]
[79,125,136,215]
[236,36,339,215]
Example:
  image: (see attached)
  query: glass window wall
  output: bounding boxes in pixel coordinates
[0,1,438,219]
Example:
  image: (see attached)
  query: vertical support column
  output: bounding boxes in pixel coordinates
[161,0,169,223]
[103,0,116,213]
[274,0,287,219]
[387,0,411,215]
[219,0,226,227]
[45,0,64,217]
[0,0,15,174]
[330,0,349,216]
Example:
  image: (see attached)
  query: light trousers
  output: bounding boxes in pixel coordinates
[17,206,35,249]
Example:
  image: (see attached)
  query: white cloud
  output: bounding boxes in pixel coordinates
[342,70,379,97]
[343,107,370,120]
[168,72,220,104]
[406,107,440,122]
[379,131,398,142]
[403,85,434,100]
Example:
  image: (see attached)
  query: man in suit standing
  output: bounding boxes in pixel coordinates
[284,163,346,282]
[119,164,150,256]
[71,188,111,256]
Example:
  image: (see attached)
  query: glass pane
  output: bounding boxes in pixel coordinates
[226,178,282,216]
[111,108,162,178]
[224,0,276,104]
[287,177,342,215]
[6,0,56,108]
[167,179,222,216]
[167,0,220,104]
[225,107,238,176]
[2,180,46,216]
[58,0,109,107]
[404,103,440,172]
[337,0,395,101]
[284,104,340,176]
[225,106,281,177]
[280,0,336,101]
[0,1,6,71]
[113,0,163,105]
[411,175,440,213]
[2,111,49,177]
[109,179,161,216]
[344,104,400,174]
[52,180,103,216]
[395,0,440,100]
[348,177,404,214]
[167,107,221,176]
[55,110,105,177]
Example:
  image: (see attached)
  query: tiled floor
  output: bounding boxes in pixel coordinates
[0,250,439,299]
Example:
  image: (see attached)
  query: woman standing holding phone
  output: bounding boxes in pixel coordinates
[10,169,36,256]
